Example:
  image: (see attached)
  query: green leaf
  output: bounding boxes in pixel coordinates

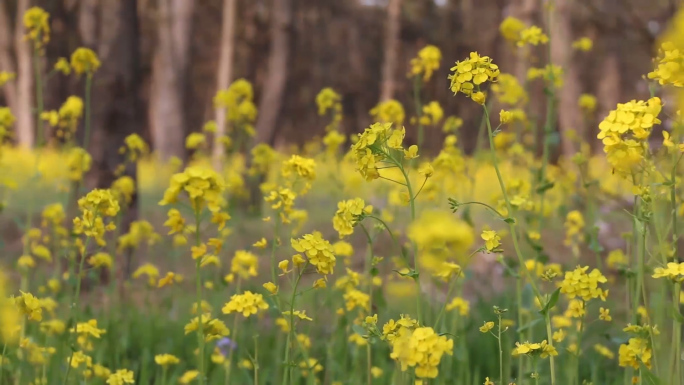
[673,305,684,323]
[639,362,666,385]
[516,317,543,333]
[351,324,367,337]
[503,217,516,224]
[370,267,379,277]
[394,269,419,279]
[539,288,561,316]
[535,181,555,194]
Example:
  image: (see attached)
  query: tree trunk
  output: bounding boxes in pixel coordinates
[550,0,579,158]
[254,0,292,146]
[79,0,99,48]
[149,0,194,162]
[513,0,537,82]
[0,1,17,115]
[379,0,401,102]
[211,0,238,170]
[90,0,142,279]
[14,0,34,148]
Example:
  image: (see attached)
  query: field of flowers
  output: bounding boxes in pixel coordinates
[3,5,684,385]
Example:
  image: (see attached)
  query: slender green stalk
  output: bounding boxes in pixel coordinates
[254,335,259,385]
[574,301,586,385]
[359,224,374,385]
[33,47,44,146]
[161,367,168,385]
[413,76,425,152]
[62,235,92,385]
[498,312,504,384]
[434,279,458,329]
[194,207,205,385]
[225,278,242,383]
[283,267,305,385]
[270,220,281,286]
[673,283,682,384]
[482,103,555,384]
[397,162,421,322]
[0,343,6,385]
[83,76,93,150]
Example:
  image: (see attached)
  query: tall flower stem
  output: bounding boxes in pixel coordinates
[83,76,93,150]
[482,103,556,384]
[33,47,44,146]
[62,235,92,385]
[0,342,6,385]
[283,267,305,385]
[194,207,205,385]
[413,76,425,153]
[359,224,374,385]
[673,283,681,384]
[497,312,504,384]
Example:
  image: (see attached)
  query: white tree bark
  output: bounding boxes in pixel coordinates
[0,1,17,116]
[14,0,34,147]
[379,0,401,102]
[212,0,238,169]
[550,0,579,158]
[149,0,194,161]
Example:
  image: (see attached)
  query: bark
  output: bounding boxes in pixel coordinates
[149,0,194,161]
[379,0,401,102]
[15,0,34,148]
[0,1,17,115]
[79,0,99,48]
[90,0,142,278]
[211,0,238,169]
[550,0,579,158]
[512,0,537,82]
[254,0,293,145]
[596,52,620,150]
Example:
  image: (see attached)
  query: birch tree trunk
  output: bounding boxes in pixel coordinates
[379,0,401,102]
[211,0,238,170]
[0,1,17,116]
[550,0,579,158]
[149,0,194,161]
[15,0,34,148]
[254,0,292,146]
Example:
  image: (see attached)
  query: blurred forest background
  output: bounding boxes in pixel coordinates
[0,0,679,162]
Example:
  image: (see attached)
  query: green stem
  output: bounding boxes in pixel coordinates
[0,343,6,385]
[33,47,44,146]
[62,235,91,385]
[498,313,504,384]
[673,283,682,384]
[270,219,281,285]
[83,76,93,150]
[574,303,586,385]
[483,103,555,383]
[434,279,458,329]
[161,367,168,385]
[194,207,205,385]
[397,163,421,322]
[254,335,259,385]
[283,267,305,385]
[413,75,424,154]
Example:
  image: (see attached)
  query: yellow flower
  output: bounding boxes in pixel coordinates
[88,252,113,269]
[420,101,444,126]
[159,166,225,213]
[13,291,43,321]
[278,260,290,274]
[67,147,92,181]
[446,297,469,316]
[231,250,258,279]
[70,48,101,76]
[560,265,608,301]
[449,52,499,98]
[253,237,267,248]
[527,64,563,88]
[291,233,336,275]
[517,26,549,47]
[263,282,278,294]
[594,344,615,359]
[333,198,372,238]
[179,370,199,384]
[481,230,501,252]
[410,45,442,81]
[54,58,71,75]
[403,144,419,160]
[389,326,453,380]
[23,7,50,49]
[106,369,134,385]
[343,289,370,311]
[132,263,160,286]
[222,291,269,317]
[370,100,405,125]
[154,354,179,366]
[282,310,313,321]
[578,93,597,112]
[184,314,229,341]
[499,110,513,124]
[471,91,486,105]
[572,37,593,51]
[499,16,526,42]
[479,321,495,333]
[619,337,652,369]
[599,307,612,321]
[316,88,343,131]
[185,132,206,150]
[652,262,684,281]
[0,71,16,87]
[484,377,495,385]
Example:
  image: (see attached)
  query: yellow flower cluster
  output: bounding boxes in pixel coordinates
[652,262,684,281]
[73,189,120,246]
[119,134,149,162]
[281,154,316,193]
[23,7,50,49]
[370,99,405,125]
[517,26,549,47]
[184,314,229,341]
[0,71,16,87]
[559,265,608,301]
[117,220,160,251]
[499,17,525,42]
[527,64,563,88]
[222,291,269,317]
[389,326,453,380]
[618,337,652,369]
[481,230,500,252]
[419,101,444,126]
[315,88,343,132]
[214,78,257,136]
[70,48,101,76]
[106,369,134,385]
[41,96,84,140]
[448,52,500,104]
[291,232,336,275]
[332,198,372,237]
[410,45,442,81]
[67,147,92,181]
[264,187,296,223]
[572,37,593,51]
[159,167,225,212]
[648,42,684,87]
[578,93,597,112]
[597,97,662,173]
[512,340,558,358]
[349,122,392,180]
[491,73,528,106]
[231,250,258,279]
